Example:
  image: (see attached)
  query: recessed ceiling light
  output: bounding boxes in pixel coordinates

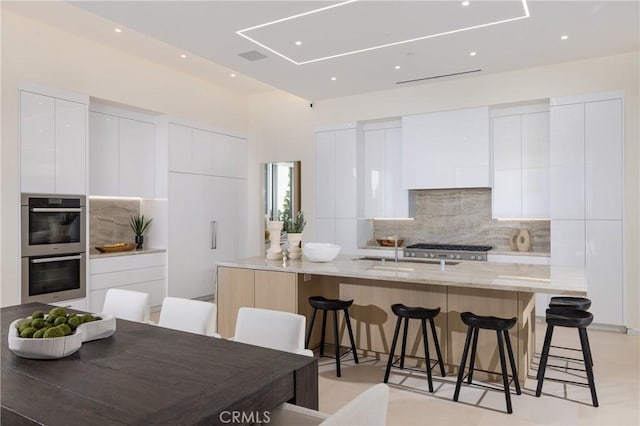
[331,77,337,81]
[470,51,477,56]
[462,1,470,6]
[114,28,122,33]
[230,73,236,78]
[180,54,187,59]
[295,41,302,46]
[394,65,401,70]
[561,35,569,40]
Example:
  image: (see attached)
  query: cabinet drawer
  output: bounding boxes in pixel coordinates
[129,253,166,269]
[90,253,166,274]
[90,266,165,290]
[89,279,166,313]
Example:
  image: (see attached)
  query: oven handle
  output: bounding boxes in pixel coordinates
[30,208,83,213]
[31,255,82,264]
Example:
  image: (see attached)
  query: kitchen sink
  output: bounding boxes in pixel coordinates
[353,256,460,265]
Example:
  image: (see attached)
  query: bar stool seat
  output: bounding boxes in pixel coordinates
[384,304,445,393]
[536,308,598,407]
[305,296,358,377]
[454,312,521,414]
[549,296,592,311]
[309,296,353,311]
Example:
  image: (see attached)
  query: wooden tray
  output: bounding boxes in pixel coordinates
[95,243,136,253]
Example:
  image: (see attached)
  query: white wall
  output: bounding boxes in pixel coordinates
[247,52,640,329]
[1,11,250,306]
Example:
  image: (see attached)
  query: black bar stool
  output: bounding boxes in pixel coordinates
[536,308,598,407]
[305,296,359,377]
[453,312,521,414]
[383,304,445,392]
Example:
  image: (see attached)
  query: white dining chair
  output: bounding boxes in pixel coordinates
[233,307,313,357]
[102,288,151,323]
[157,297,219,337]
[268,383,389,426]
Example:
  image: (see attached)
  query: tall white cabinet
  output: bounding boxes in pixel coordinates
[314,126,358,253]
[550,93,624,326]
[20,88,88,195]
[491,105,549,219]
[168,123,248,299]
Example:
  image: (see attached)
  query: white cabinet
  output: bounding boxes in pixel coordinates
[550,104,585,220]
[314,127,357,252]
[585,100,623,220]
[492,110,549,219]
[20,90,87,195]
[88,252,166,313]
[402,107,490,189]
[167,122,248,300]
[550,92,624,326]
[363,126,408,218]
[89,111,155,198]
[586,221,623,325]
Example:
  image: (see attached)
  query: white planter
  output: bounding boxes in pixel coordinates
[287,233,302,259]
[266,221,283,260]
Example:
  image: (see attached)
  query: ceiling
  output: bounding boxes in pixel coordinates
[5,1,639,101]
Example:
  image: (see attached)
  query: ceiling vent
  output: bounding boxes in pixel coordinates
[238,50,268,61]
[396,69,482,85]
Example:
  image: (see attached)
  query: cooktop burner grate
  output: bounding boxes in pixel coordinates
[405,244,493,252]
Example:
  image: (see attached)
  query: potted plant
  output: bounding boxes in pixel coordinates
[281,210,306,259]
[129,215,153,250]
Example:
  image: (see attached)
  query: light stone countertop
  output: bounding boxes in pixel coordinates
[217,255,586,296]
[89,247,166,259]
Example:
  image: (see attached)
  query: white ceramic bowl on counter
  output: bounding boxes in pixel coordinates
[303,243,341,262]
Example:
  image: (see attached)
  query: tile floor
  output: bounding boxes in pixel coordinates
[315,324,639,425]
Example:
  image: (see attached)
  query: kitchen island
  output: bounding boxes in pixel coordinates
[216,256,587,381]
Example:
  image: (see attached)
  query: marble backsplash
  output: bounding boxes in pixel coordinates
[373,188,550,253]
[90,199,140,248]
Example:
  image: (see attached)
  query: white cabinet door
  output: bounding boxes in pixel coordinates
[403,107,490,189]
[20,92,55,193]
[585,100,623,220]
[586,220,623,325]
[315,131,336,218]
[522,112,550,218]
[335,219,357,254]
[119,118,155,198]
[550,220,585,267]
[335,129,357,218]
[230,136,248,179]
[492,115,522,218]
[169,172,208,299]
[211,132,233,177]
[550,104,585,220]
[364,129,385,218]
[383,127,407,218]
[192,128,214,176]
[89,112,119,196]
[208,176,238,264]
[168,124,192,173]
[315,218,336,244]
[54,99,86,195]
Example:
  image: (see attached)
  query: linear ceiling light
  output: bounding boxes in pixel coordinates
[236,0,530,65]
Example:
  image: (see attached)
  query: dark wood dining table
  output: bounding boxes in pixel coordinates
[1,303,318,425]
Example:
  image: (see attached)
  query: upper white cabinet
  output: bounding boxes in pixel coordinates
[21,90,87,195]
[585,99,623,220]
[362,123,408,218]
[168,123,247,179]
[491,106,549,219]
[402,106,490,189]
[314,126,358,252]
[89,110,156,198]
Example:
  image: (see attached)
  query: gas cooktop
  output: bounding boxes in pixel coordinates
[404,244,493,261]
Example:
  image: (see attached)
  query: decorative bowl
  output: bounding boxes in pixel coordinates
[376,239,404,247]
[303,243,341,262]
[7,313,116,359]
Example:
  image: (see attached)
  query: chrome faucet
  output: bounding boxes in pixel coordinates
[394,238,399,263]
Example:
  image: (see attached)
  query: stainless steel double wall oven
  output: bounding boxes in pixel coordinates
[21,194,86,303]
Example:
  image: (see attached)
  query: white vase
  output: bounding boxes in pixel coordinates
[266,221,283,260]
[287,233,302,259]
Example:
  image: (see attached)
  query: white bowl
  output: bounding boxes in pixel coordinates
[303,243,341,262]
